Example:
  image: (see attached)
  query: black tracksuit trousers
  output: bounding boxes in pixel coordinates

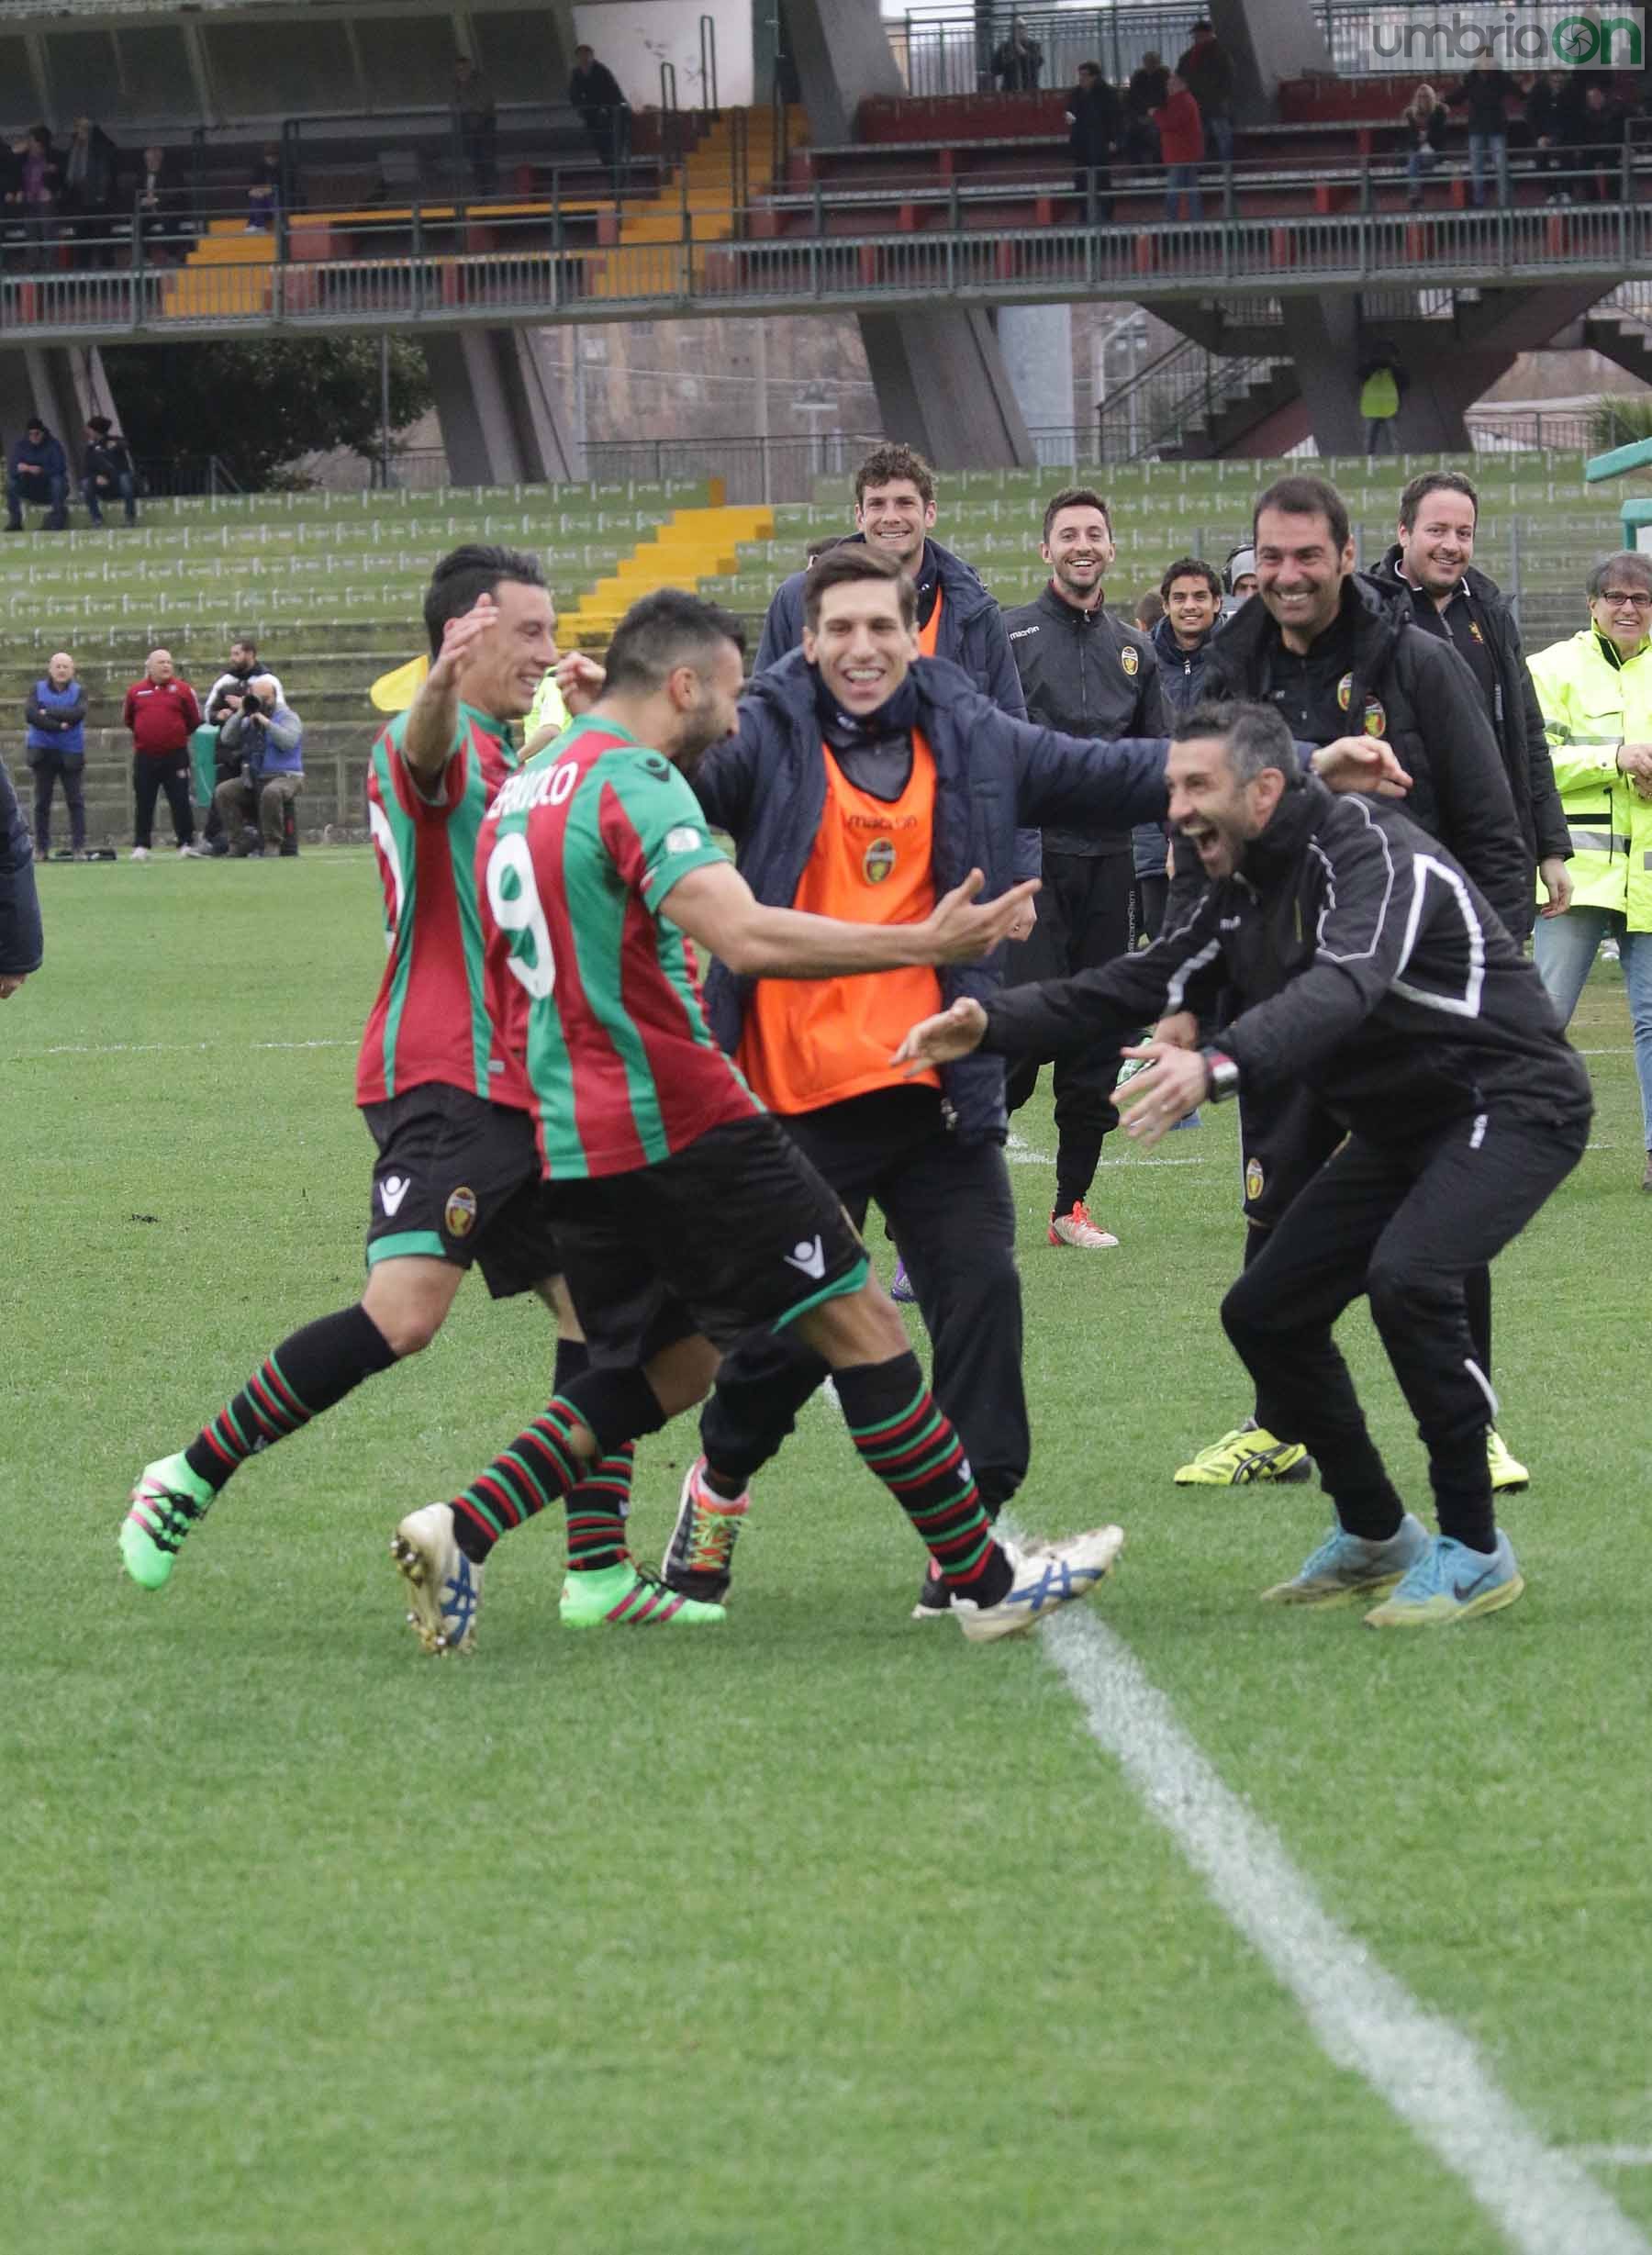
[1221,1100,1587,1547]
[699,1085,1029,1510]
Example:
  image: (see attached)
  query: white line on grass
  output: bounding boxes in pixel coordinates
[1035,1602,1652,2255]
[1571,2149,1652,2169]
[18,1036,353,1060]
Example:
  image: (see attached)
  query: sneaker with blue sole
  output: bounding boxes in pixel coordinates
[890,1258,917,1304]
[1260,1513,1429,1607]
[1364,1531,1524,1629]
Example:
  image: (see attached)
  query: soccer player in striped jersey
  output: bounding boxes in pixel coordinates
[391,588,1127,1654]
[120,546,631,1600]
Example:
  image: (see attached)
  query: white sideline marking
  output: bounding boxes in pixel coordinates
[1003,1132,1210,1171]
[1572,2149,1652,2170]
[1034,1602,1651,2255]
[19,1036,352,1060]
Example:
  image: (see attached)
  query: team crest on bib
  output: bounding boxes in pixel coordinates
[863,838,897,884]
[1336,672,1354,712]
[444,1186,478,1239]
[1468,619,1484,642]
[1245,1156,1266,1203]
[1363,698,1387,738]
[1122,645,1140,676]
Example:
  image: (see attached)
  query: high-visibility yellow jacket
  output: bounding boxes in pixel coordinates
[1526,626,1652,927]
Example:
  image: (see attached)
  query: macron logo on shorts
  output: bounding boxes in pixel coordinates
[784,1236,826,1280]
[379,1175,410,1217]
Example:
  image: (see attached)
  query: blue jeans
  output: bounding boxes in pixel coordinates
[1406,147,1439,197]
[1468,130,1507,207]
[1534,908,1652,1147]
[7,470,65,528]
[1165,163,1203,220]
[82,469,136,524]
[1206,114,1233,164]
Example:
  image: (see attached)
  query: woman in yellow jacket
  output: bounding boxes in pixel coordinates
[1527,552,1652,1189]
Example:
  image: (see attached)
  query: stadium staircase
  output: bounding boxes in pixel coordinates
[13,457,1624,853]
[589,106,795,298]
[164,219,276,318]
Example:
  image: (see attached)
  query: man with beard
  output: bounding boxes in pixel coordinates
[897,699,1590,1630]
[1171,474,1534,1495]
[1000,488,1168,1247]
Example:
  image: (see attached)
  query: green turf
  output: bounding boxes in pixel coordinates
[6,854,1651,2254]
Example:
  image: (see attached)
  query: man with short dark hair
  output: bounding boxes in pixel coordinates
[1175,473,1534,1492]
[1067,61,1120,210]
[1176,18,1234,163]
[754,442,1026,720]
[569,43,630,172]
[81,415,135,527]
[120,546,592,1598]
[1140,553,1224,934]
[1000,486,1168,1246]
[7,416,67,531]
[1367,468,1571,936]
[391,583,1130,1653]
[898,697,1591,1630]
[452,55,497,193]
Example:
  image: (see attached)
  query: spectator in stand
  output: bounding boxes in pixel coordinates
[992,17,1044,92]
[246,144,281,231]
[1357,340,1408,457]
[1067,61,1121,213]
[137,146,181,260]
[1576,83,1629,202]
[1154,71,1206,220]
[24,651,87,861]
[82,415,137,527]
[1127,50,1170,162]
[1521,70,1566,194]
[123,648,204,861]
[215,675,303,857]
[7,417,68,532]
[1443,60,1516,207]
[569,44,631,173]
[1401,83,1447,207]
[452,55,497,194]
[0,753,42,1001]
[1527,553,1652,1190]
[61,116,117,237]
[1177,19,1235,165]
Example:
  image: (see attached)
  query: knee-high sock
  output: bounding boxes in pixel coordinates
[184,1304,398,1494]
[834,1351,1013,1607]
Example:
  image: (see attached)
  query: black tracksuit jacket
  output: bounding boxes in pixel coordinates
[1200,573,1532,939]
[978,775,1591,1145]
[1000,585,1168,854]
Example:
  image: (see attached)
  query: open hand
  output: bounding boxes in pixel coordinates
[920,869,1041,962]
[1115,1039,1209,1148]
[553,650,607,715]
[893,996,988,1074]
[429,594,499,692]
[1312,736,1412,798]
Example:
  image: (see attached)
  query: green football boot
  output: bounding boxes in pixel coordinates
[121,1453,214,1589]
[560,1560,726,1629]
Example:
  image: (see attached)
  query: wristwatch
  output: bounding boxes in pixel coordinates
[1201,1045,1241,1102]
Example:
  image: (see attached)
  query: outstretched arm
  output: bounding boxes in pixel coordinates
[660,856,1038,979]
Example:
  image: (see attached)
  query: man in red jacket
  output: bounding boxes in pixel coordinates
[1153,71,1205,219]
[123,647,204,860]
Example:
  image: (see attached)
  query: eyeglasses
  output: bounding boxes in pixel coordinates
[1597,590,1652,608]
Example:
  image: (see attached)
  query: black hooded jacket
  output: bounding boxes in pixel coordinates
[1366,543,1568,889]
[1200,572,1532,939]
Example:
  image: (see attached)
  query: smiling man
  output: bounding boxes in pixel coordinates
[1179,473,1535,1498]
[896,698,1592,1631]
[1367,469,1570,934]
[999,486,1169,1247]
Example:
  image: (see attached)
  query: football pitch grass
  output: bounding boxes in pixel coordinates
[7,850,1651,2255]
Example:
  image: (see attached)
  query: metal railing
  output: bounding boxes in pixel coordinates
[2,189,1648,344]
[886,4,1510,96]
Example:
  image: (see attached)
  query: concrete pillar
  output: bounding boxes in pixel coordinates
[783,0,1034,466]
[1207,0,1333,119]
[0,345,107,453]
[424,329,584,486]
[1278,297,1365,457]
[998,305,1075,454]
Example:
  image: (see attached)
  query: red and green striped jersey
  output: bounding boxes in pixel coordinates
[478,715,761,1178]
[356,701,530,1110]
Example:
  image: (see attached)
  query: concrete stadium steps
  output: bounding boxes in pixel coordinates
[562,503,776,642]
[163,219,277,319]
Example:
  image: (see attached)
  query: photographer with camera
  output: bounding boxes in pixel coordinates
[213,674,303,856]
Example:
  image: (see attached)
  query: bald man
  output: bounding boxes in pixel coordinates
[122,647,204,859]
